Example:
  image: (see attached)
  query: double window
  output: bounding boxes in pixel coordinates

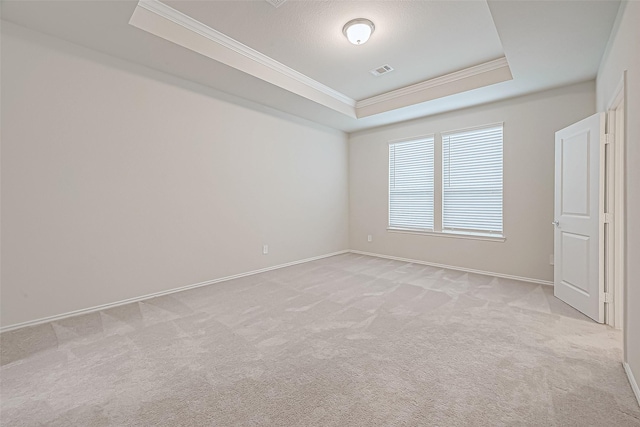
[389,124,503,238]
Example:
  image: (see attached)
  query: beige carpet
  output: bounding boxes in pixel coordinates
[1,253,639,426]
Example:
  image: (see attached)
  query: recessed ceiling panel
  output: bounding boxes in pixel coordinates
[164,0,506,100]
[1,0,621,132]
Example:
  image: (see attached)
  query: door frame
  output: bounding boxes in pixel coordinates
[604,72,626,342]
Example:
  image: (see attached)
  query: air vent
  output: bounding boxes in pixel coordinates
[265,0,287,8]
[370,64,394,77]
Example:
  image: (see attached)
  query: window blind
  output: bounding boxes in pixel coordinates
[389,137,434,230]
[442,125,503,234]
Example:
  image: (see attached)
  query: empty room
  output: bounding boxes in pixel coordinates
[1,0,639,425]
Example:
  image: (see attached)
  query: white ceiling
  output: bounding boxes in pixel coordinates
[1,0,621,132]
[163,0,505,100]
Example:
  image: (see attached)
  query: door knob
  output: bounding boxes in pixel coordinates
[552,220,559,227]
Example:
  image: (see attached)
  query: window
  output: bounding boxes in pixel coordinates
[442,125,503,235]
[389,136,435,230]
[388,124,503,239]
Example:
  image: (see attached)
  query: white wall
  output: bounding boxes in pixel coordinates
[596,0,640,391]
[0,22,349,327]
[349,81,595,283]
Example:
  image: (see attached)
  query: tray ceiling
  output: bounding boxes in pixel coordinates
[1,0,621,132]
[163,0,507,100]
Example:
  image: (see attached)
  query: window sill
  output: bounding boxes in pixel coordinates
[387,228,506,242]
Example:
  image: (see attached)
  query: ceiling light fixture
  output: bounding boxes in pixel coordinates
[342,18,375,45]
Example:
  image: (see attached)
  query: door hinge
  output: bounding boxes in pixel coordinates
[602,292,613,304]
[604,133,613,145]
[603,213,613,224]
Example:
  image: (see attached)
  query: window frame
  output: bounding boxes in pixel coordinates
[386,123,506,242]
[388,134,436,232]
[441,122,505,237]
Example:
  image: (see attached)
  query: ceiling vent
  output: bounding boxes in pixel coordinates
[370,64,394,77]
[265,0,287,8]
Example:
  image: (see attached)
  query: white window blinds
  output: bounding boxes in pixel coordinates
[389,137,434,230]
[442,124,503,234]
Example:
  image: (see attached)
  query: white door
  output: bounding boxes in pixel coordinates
[554,113,605,323]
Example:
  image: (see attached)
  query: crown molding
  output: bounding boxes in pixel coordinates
[357,57,510,109]
[130,0,512,121]
[354,57,512,118]
[131,0,356,115]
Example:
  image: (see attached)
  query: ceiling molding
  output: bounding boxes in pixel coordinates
[355,57,513,118]
[130,0,512,121]
[136,0,355,107]
[357,58,510,108]
[131,0,357,116]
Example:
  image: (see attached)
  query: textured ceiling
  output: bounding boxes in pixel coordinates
[0,0,622,132]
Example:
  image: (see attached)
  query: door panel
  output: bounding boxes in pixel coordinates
[561,132,590,216]
[560,232,589,294]
[554,113,604,322]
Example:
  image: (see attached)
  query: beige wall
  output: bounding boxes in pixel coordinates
[596,0,640,390]
[349,81,595,283]
[0,22,349,327]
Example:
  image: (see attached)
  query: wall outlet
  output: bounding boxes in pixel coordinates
[263,244,269,255]
[367,234,372,242]
[549,254,554,266]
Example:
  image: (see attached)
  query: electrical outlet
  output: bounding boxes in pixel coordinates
[367,235,372,242]
[263,244,269,255]
[549,254,554,266]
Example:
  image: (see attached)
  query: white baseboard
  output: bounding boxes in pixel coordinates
[0,248,555,333]
[624,362,640,407]
[0,250,349,333]
[349,250,554,286]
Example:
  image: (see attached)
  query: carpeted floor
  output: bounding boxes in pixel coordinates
[1,253,639,426]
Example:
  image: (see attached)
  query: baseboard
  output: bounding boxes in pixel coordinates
[0,250,350,333]
[0,248,555,333]
[349,250,554,286]
[624,362,640,407]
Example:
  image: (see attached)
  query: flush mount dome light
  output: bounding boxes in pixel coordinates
[343,18,375,45]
